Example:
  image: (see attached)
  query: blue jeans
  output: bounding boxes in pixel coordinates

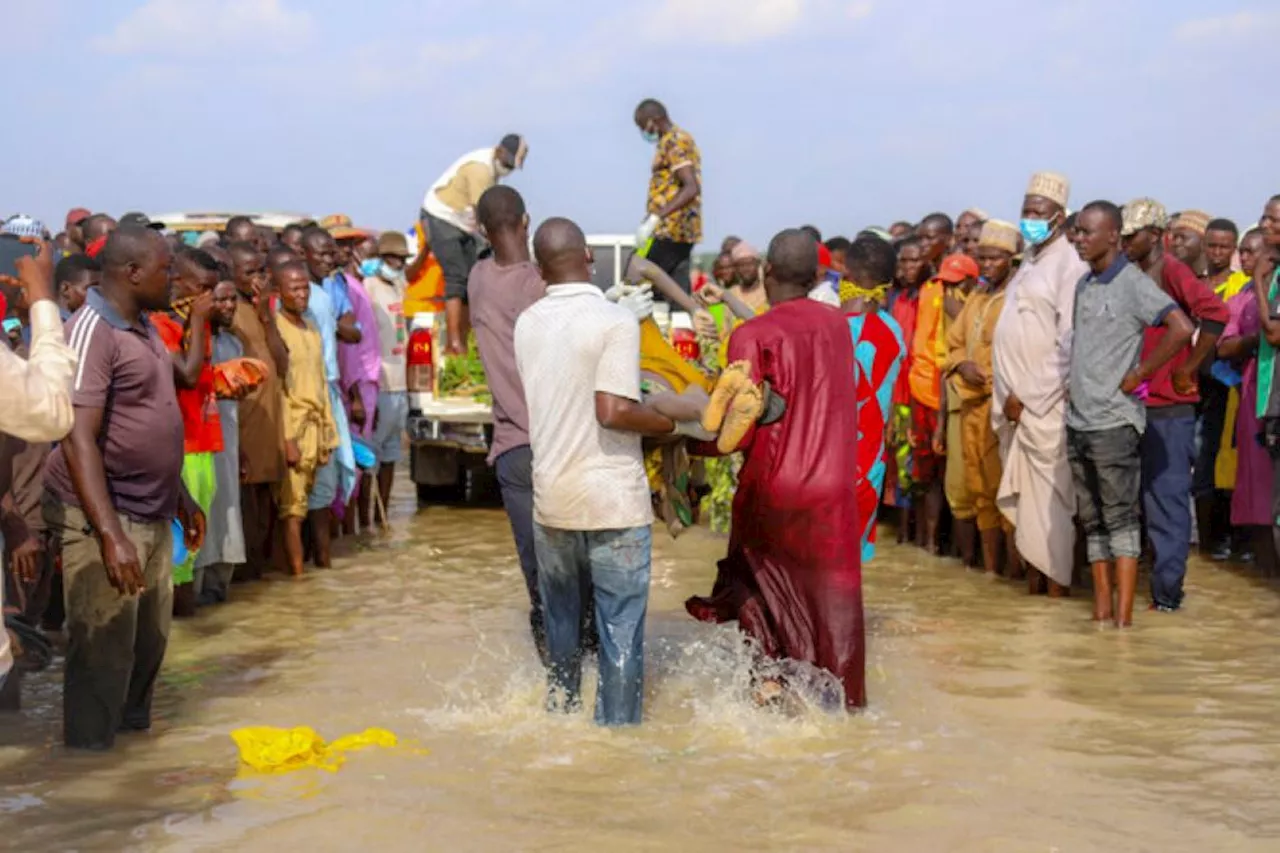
[533,524,651,726]
[1142,414,1196,610]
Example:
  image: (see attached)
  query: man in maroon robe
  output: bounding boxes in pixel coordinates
[687,229,866,709]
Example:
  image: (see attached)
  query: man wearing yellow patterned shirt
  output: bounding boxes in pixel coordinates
[634,99,702,296]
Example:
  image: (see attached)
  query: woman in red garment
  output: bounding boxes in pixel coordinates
[686,230,866,710]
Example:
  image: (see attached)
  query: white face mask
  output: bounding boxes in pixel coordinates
[495,159,514,177]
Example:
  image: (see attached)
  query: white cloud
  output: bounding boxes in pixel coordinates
[645,0,872,45]
[1175,10,1280,43]
[847,1,874,20]
[419,36,497,67]
[93,0,314,56]
[648,0,804,44]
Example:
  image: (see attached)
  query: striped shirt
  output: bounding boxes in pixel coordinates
[43,287,185,522]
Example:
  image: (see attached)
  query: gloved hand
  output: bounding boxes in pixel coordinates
[636,213,661,246]
[615,283,654,321]
[671,420,715,441]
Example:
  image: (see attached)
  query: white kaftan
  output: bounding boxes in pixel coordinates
[991,234,1088,586]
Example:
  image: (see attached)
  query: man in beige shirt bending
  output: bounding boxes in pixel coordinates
[420,134,528,354]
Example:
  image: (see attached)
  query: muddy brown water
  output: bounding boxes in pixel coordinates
[2,478,1279,852]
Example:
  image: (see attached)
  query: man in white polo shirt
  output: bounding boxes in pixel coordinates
[514,217,690,727]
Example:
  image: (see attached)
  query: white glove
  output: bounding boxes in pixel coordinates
[636,213,661,246]
[671,420,715,441]
[615,283,654,321]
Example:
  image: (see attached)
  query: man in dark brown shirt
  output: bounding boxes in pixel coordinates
[43,225,204,750]
[227,242,288,579]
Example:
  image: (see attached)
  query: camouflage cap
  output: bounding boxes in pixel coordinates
[1121,198,1168,236]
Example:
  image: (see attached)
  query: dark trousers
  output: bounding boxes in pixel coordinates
[645,238,694,296]
[1141,414,1197,610]
[1068,425,1142,564]
[494,447,546,658]
[240,483,273,577]
[44,495,173,750]
[423,211,479,301]
[1193,376,1229,498]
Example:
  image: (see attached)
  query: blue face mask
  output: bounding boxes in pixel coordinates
[641,128,660,145]
[2,318,21,335]
[359,258,381,277]
[1020,217,1054,247]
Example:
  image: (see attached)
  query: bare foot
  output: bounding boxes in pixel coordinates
[703,360,754,432]
[717,384,765,453]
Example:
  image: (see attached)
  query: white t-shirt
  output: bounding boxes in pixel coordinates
[364,275,408,393]
[514,283,653,531]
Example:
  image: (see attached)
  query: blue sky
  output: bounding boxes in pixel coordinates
[1,0,1277,246]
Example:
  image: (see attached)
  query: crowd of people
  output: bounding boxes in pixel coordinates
[3,95,1279,735]
[0,209,415,746]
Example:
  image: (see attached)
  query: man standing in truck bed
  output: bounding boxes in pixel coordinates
[421,134,528,356]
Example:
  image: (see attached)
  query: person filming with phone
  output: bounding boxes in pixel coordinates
[0,226,79,704]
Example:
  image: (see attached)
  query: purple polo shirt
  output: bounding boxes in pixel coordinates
[467,258,546,464]
[44,288,185,522]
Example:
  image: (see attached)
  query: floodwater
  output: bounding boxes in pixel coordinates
[3,480,1280,853]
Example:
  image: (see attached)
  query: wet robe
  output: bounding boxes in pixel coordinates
[686,299,866,709]
[991,236,1086,587]
[848,309,906,563]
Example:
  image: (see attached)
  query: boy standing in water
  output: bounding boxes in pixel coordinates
[273,261,338,577]
[1068,201,1192,627]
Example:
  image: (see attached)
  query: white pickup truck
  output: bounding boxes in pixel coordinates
[405,234,639,503]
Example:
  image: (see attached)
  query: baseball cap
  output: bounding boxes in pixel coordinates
[936,253,981,284]
[499,133,528,168]
[66,207,91,227]
[120,211,165,231]
[1120,198,1167,237]
[376,231,411,258]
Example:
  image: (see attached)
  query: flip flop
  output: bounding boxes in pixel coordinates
[702,360,754,433]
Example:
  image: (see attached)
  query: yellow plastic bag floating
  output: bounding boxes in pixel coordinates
[231,726,399,774]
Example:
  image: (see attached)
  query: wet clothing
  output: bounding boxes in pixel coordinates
[992,234,1086,587]
[848,310,906,562]
[44,496,173,751]
[1068,425,1143,563]
[686,299,866,709]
